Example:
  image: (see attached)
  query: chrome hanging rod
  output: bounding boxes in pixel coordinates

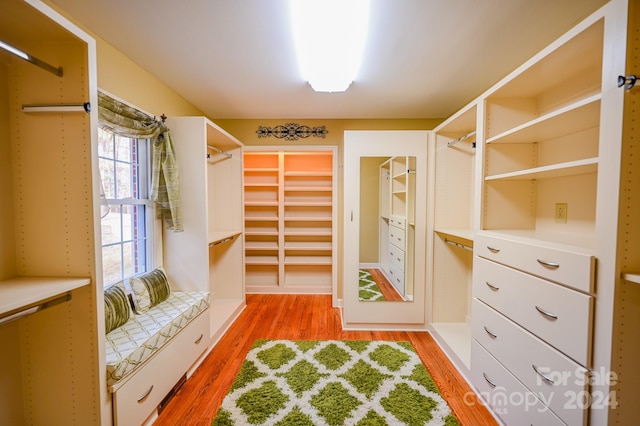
[447,130,476,148]
[207,144,233,160]
[21,103,91,113]
[0,39,63,77]
[209,236,234,247]
[445,238,473,251]
[0,292,71,326]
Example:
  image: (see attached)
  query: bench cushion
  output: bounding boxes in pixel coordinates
[105,291,209,386]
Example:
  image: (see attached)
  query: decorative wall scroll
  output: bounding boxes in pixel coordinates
[256,123,328,141]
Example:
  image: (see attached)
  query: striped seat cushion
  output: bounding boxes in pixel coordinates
[105,291,210,386]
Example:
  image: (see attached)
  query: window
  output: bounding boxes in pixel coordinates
[98,127,152,287]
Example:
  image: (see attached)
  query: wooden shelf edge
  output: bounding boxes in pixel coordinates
[485,157,598,181]
[0,276,91,317]
[623,273,640,284]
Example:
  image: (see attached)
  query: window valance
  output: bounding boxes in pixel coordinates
[97,91,183,231]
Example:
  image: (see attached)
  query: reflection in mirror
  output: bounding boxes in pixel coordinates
[359,156,415,302]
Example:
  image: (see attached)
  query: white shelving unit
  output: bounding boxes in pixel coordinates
[164,116,245,346]
[243,147,337,294]
[429,102,478,372]
[429,1,640,424]
[0,0,105,424]
[378,156,416,300]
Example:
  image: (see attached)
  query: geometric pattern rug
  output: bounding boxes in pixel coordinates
[212,340,459,425]
[359,269,386,301]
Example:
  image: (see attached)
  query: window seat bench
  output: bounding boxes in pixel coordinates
[106,290,210,425]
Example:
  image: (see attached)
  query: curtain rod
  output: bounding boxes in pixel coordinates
[447,130,476,148]
[0,39,63,77]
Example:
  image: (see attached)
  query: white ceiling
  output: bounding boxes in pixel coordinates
[48,0,608,120]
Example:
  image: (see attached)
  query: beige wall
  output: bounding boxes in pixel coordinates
[43,1,445,300]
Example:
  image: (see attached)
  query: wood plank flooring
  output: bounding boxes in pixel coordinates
[364,268,405,301]
[155,294,497,426]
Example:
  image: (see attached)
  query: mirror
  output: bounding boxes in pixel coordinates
[359,156,415,302]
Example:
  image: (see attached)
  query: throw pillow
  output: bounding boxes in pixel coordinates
[104,282,131,334]
[129,267,172,314]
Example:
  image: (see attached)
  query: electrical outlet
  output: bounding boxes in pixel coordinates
[555,203,568,223]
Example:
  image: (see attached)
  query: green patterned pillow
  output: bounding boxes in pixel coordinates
[129,267,172,314]
[104,282,131,334]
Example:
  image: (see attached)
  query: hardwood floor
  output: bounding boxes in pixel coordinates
[155,294,497,426]
[364,268,405,301]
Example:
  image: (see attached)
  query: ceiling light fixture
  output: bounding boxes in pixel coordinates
[289,0,370,93]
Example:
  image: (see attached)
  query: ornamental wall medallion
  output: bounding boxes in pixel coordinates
[256,123,328,141]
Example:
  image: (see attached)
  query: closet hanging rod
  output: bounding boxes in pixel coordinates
[207,144,233,158]
[0,292,71,326]
[21,103,91,113]
[447,130,476,147]
[210,236,234,247]
[0,39,63,77]
[445,238,473,251]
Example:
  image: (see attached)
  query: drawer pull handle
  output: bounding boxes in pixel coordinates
[485,281,500,291]
[532,364,556,385]
[483,372,497,388]
[535,306,558,320]
[137,385,154,403]
[397,257,401,262]
[195,333,204,344]
[537,259,560,269]
[487,246,500,253]
[484,326,497,339]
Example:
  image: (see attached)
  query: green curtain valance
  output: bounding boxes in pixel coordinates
[98,91,183,231]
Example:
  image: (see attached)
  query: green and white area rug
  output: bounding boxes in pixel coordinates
[359,270,386,301]
[212,340,459,426]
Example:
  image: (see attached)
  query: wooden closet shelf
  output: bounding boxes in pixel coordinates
[485,158,598,181]
[0,277,90,318]
[486,94,601,144]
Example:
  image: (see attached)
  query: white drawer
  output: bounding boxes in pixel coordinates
[471,340,566,426]
[386,263,405,296]
[473,299,588,426]
[389,215,406,230]
[113,310,209,426]
[388,225,405,249]
[388,244,405,271]
[473,256,593,366]
[475,233,595,293]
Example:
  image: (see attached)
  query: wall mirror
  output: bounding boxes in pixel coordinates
[343,130,428,328]
[359,156,415,302]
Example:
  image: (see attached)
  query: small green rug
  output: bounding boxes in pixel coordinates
[359,270,386,301]
[212,340,459,426]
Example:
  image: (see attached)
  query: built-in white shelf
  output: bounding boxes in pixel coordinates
[0,277,90,320]
[485,158,598,181]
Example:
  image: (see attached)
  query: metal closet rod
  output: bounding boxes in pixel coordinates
[207,144,233,159]
[447,130,476,147]
[0,292,71,326]
[445,238,473,251]
[21,103,91,113]
[0,39,63,77]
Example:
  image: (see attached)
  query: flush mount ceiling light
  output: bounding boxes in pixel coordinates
[289,0,370,93]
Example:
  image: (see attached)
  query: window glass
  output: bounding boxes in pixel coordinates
[98,127,151,287]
